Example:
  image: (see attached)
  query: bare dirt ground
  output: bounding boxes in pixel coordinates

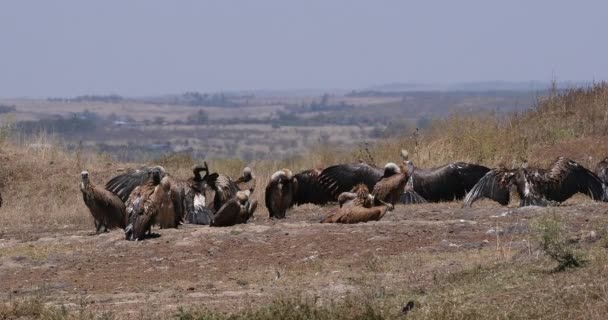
[1,200,607,319]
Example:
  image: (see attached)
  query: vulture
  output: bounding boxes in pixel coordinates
[264,168,333,219]
[80,171,126,233]
[371,163,410,206]
[236,167,256,193]
[0,190,2,208]
[210,190,258,227]
[124,168,166,240]
[463,157,607,207]
[322,184,392,224]
[265,169,297,219]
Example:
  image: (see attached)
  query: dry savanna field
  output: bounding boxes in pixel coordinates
[1,85,608,319]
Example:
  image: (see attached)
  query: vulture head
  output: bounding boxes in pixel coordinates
[383,162,401,177]
[149,168,163,185]
[80,171,90,188]
[236,190,250,207]
[265,169,298,219]
[242,167,253,181]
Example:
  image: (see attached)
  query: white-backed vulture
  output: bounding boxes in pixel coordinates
[322,184,390,224]
[80,171,126,233]
[464,157,607,207]
[236,167,256,193]
[210,190,257,227]
[124,168,165,241]
[105,165,167,203]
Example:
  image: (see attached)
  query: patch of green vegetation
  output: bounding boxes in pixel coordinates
[532,215,586,271]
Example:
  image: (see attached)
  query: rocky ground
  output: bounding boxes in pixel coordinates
[1,199,607,319]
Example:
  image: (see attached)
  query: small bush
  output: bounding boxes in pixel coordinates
[532,216,585,271]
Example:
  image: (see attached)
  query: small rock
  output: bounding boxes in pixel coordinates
[485,227,504,236]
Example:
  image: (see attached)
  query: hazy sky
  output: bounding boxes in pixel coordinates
[1,0,607,97]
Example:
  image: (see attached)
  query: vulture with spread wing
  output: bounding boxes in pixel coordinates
[464,157,607,207]
[322,184,391,224]
[80,171,126,233]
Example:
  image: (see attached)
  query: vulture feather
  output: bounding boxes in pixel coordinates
[322,184,390,224]
[464,157,606,207]
[80,171,126,234]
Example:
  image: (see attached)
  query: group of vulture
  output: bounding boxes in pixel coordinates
[78,152,608,240]
[80,162,257,240]
[265,152,608,222]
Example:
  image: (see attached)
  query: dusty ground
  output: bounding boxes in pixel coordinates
[1,200,607,318]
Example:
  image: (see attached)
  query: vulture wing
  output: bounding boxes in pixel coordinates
[211,199,241,227]
[317,163,383,199]
[463,168,513,207]
[544,158,605,203]
[453,162,491,192]
[105,166,165,202]
[293,169,332,205]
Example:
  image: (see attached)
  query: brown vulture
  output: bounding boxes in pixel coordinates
[236,167,256,193]
[124,168,165,240]
[210,190,258,227]
[371,163,410,206]
[463,157,607,207]
[322,184,391,224]
[264,168,333,219]
[80,171,126,234]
